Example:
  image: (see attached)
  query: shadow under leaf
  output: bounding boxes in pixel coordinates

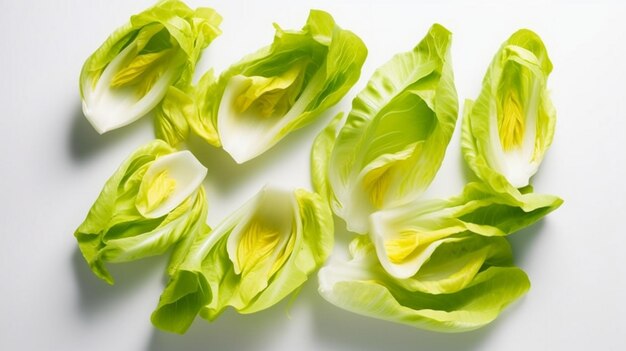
[146,296,295,351]
[71,247,167,320]
[67,103,153,163]
[307,278,498,351]
[185,106,339,197]
[507,219,545,264]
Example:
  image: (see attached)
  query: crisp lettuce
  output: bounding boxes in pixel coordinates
[151,187,333,334]
[314,24,458,234]
[312,26,560,331]
[154,85,198,146]
[80,0,221,134]
[318,234,529,332]
[369,182,560,279]
[462,30,557,200]
[74,140,208,284]
[188,10,367,163]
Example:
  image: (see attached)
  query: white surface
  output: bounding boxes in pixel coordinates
[1,0,625,350]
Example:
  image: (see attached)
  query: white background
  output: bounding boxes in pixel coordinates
[1,0,625,350]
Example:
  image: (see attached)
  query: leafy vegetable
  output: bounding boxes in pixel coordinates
[313,26,560,331]
[318,234,529,332]
[369,182,560,279]
[313,24,458,234]
[462,29,555,192]
[154,85,197,146]
[74,140,208,284]
[151,187,333,334]
[74,3,562,333]
[311,112,343,203]
[189,10,367,163]
[80,0,221,134]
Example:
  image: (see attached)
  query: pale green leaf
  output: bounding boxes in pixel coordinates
[322,24,458,234]
[152,187,333,333]
[192,9,367,163]
[318,235,529,332]
[462,29,555,191]
[74,140,208,284]
[79,0,222,134]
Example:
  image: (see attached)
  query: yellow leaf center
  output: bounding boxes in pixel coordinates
[362,165,393,209]
[384,231,420,264]
[236,218,293,276]
[143,170,177,214]
[234,61,307,118]
[110,48,174,97]
[499,91,525,151]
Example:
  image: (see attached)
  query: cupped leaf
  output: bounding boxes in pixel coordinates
[318,235,529,332]
[80,0,222,134]
[396,234,512,295]
[74,140,208,284]
[368,181,560,279]
[152,187,333,334]
[320,24,458,234]
[135,150,207,218]
[462,29,555,193]
[190,9,367,163]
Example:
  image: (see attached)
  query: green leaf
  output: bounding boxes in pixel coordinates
[192,9,367,163]
[318,235,529,332]
[110,49,173,89]
[154,86,195,146]
[79,0,222,134]
[74,140,208,284]
[152,187,333,334]
[187,69,221,146]
[150,270,211,334]
[320,24,458,234]
[462,29,556,191]
[369,181,560,279]
[311,112,343,201]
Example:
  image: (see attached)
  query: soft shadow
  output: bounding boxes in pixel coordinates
[67,103,152,162]
[507,220,545,263]
[71,248,167,319]
[307,277,498,351]
[186,133,268,196]
[185,107,338,197]
[304,214,498,351]
[307,214,502,350]
[146,299,293,351]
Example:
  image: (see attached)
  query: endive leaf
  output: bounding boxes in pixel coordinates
[320,24,458,234]
[318,235,529,332]
[74,140,208,284]
[368,181,560,279]
[462,29,556,192]
[152,187,333,334]
[154,86,196,146]
[191,9,367,163]
[311,112,343,201]
[80,0,222,134]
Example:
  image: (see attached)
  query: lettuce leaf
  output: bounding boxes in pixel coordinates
[189,9,367,163]
[74,140,208,284]
[151,187,333,334]
[369,182,561,279]
[462,30,557,201]
[315,24,458,234]
[80,0,221,134]
[318,235,529,332]
[313,26,560,332]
